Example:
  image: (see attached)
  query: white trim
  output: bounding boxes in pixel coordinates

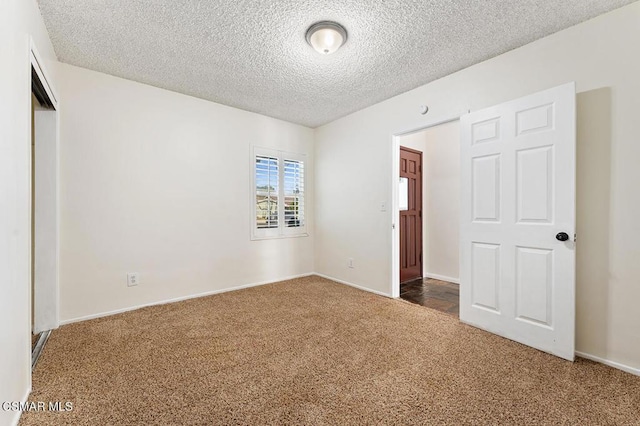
[55,99,60,330]
[59,273,314,325]
[29,39,59,109]
[424,273,460,284]
[314,273,393,298]
[576,351,640,377]
[393,114,467,138]
[249,233,310,240]
[391,135,400,298]
[10,386,32,426]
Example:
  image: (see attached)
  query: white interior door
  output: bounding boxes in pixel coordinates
[459,82,576,361]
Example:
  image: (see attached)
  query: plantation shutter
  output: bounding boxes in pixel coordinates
[252,147,307,239]
[283,159,304,229]
[255,155,279,230]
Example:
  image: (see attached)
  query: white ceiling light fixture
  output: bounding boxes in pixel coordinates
[306,21,348,55]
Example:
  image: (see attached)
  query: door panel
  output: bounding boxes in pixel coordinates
[460,82,576,361]
[400,147,422,283]
[472,154,501,222]
[515,246,553,326]
[517,146,553,223]
[471,242,500,312]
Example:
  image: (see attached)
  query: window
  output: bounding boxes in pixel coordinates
[253,147,306,239]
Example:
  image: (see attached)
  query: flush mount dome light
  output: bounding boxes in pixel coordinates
[306,21,347,54]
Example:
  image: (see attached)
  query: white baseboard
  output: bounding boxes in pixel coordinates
[424,273,459,284]
[10,386,32,426]
[59,273,314,326]
[313,273,393,298]
[575,351,640,377]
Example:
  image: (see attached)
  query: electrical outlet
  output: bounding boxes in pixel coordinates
[127,272,139,287]
[348,258,354,269]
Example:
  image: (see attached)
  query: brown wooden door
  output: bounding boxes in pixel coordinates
[400,146,423,283]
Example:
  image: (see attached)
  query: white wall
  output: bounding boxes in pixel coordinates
[52,63,315,323]
[315,3,640,371]
[0,1,57,425]
[399,121,460,283]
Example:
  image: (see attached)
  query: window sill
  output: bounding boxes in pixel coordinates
[251,233,309,241]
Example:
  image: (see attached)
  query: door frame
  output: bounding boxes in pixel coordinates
[391,114,463,298]
[29,38,60,335]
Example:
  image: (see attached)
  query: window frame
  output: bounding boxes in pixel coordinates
[252,147,308,240]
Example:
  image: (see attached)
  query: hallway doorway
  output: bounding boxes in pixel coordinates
[395,120,460,315]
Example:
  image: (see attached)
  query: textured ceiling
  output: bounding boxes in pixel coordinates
[37,0,633,128]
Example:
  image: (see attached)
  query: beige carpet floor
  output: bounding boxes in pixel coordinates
[21,276,640,425]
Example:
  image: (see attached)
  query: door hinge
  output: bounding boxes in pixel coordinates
[574,233,577,242]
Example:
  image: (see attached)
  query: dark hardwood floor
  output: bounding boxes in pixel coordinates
[400,278,459,316]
